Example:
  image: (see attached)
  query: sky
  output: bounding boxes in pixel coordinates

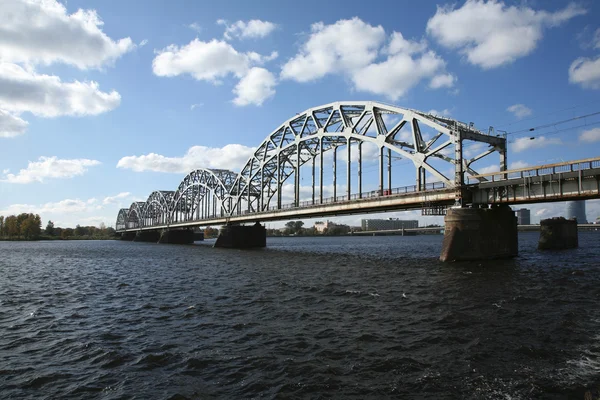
[1,0,600,229]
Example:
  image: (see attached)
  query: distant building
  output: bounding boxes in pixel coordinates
[361,218,418,231]
[566,201,587,223]
[515,208,531,225]
[314,220,337,233]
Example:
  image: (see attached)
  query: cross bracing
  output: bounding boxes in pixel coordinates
[116,101,507,230]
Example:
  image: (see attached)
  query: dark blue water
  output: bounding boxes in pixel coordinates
[1,233,599,399]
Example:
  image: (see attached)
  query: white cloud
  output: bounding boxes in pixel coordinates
[427,1,586,69]
[0,63,121,117]
[0,0,134,69]
[233,67,276,106]
[511,136,562,152]
[427,108,452,117]
[139,39,148,47]
[507,103,533,118]
[580,127,600,142]
[473,160,529,175]
[218,19,277,40]
[510,160,529,169]
[190,103,204,110]
[152,38,278,106]
[352,50,450,101]
[1,198,94,215]
[0,197,124,228]
[103,192,131,205]
[152,38,277,83]
[116,144,256,173]
[0,109,28,138]
[2,156,101,184]
[188,22,202,33]
[281,18,454,100]
[428,73,456,89]
[281,18,385,82]
[569,56,600,89]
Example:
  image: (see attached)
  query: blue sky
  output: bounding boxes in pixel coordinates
[1,0,600,228]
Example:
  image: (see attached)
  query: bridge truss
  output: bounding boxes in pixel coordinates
[116,101,508,231]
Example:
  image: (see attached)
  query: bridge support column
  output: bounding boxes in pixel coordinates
[158,229,194,244]
[120,231,136,241]
[440,205,518,262]
[214,222,266,249]
[538,217,578,250]
[133,230,161,242]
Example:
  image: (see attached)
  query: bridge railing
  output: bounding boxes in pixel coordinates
[467,157,600,184]
[245,181,447,214]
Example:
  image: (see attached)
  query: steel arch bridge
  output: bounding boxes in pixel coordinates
[116,101,509,232]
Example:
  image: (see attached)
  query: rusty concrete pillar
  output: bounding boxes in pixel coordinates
[538,217,578,250]
[440,205,518,262]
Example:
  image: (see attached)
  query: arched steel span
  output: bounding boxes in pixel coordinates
[142,191,174,227]
[116,101,507,230]
[229,101,506,215]
[170,168,239,224]
[126,201,146,229]
[116,208,129,231]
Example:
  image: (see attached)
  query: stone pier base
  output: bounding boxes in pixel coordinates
[214,223,266,249]
[193,231,205,241]
[158,229,194,244]
[440,206,518,262]
[538,217,578,250]
[133,230,161,243]
[120,231,136,241]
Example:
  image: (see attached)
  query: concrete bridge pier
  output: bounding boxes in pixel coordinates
[158,229,195,244]
[120,231,136,241]
[538,217,578,250]
[133,230,161,243]
[440,205,518,262]
[214,222,266,249]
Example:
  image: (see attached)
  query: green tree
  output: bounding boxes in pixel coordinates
[4,215,19,238]
[45,220,55,236]
[61,228,73,239]
[74,224,86,237]
[0,215,4,237]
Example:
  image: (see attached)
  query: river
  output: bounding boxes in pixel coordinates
[0,233,599,399]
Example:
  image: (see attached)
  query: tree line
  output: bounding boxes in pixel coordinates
[0,213,117,240]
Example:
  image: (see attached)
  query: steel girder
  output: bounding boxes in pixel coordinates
[170,168,238,224]
[126,202,146,229]
[116,208,129,231]
[143,191,174,227]
[116,101,507,230]
[228,101,507,215]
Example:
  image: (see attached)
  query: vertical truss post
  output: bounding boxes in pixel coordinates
[295,143,300,207]
[319,137,324,204]
[379,145,384,196]
[416,167,422,192]
[259,166,264,212]
[387,148,392,194]
[236,180,241,215]
[454,125,464,188]
[500,144,507,180]
[246,177,251,212]
[312,155,316,205]
[358,141,363,198]
[333,146,337,200]
[277,153,281,210]
[347,139,351,200]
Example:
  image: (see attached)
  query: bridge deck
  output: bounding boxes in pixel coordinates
[117,157,600,233]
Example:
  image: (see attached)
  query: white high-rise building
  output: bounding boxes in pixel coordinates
[566,201,587,224]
